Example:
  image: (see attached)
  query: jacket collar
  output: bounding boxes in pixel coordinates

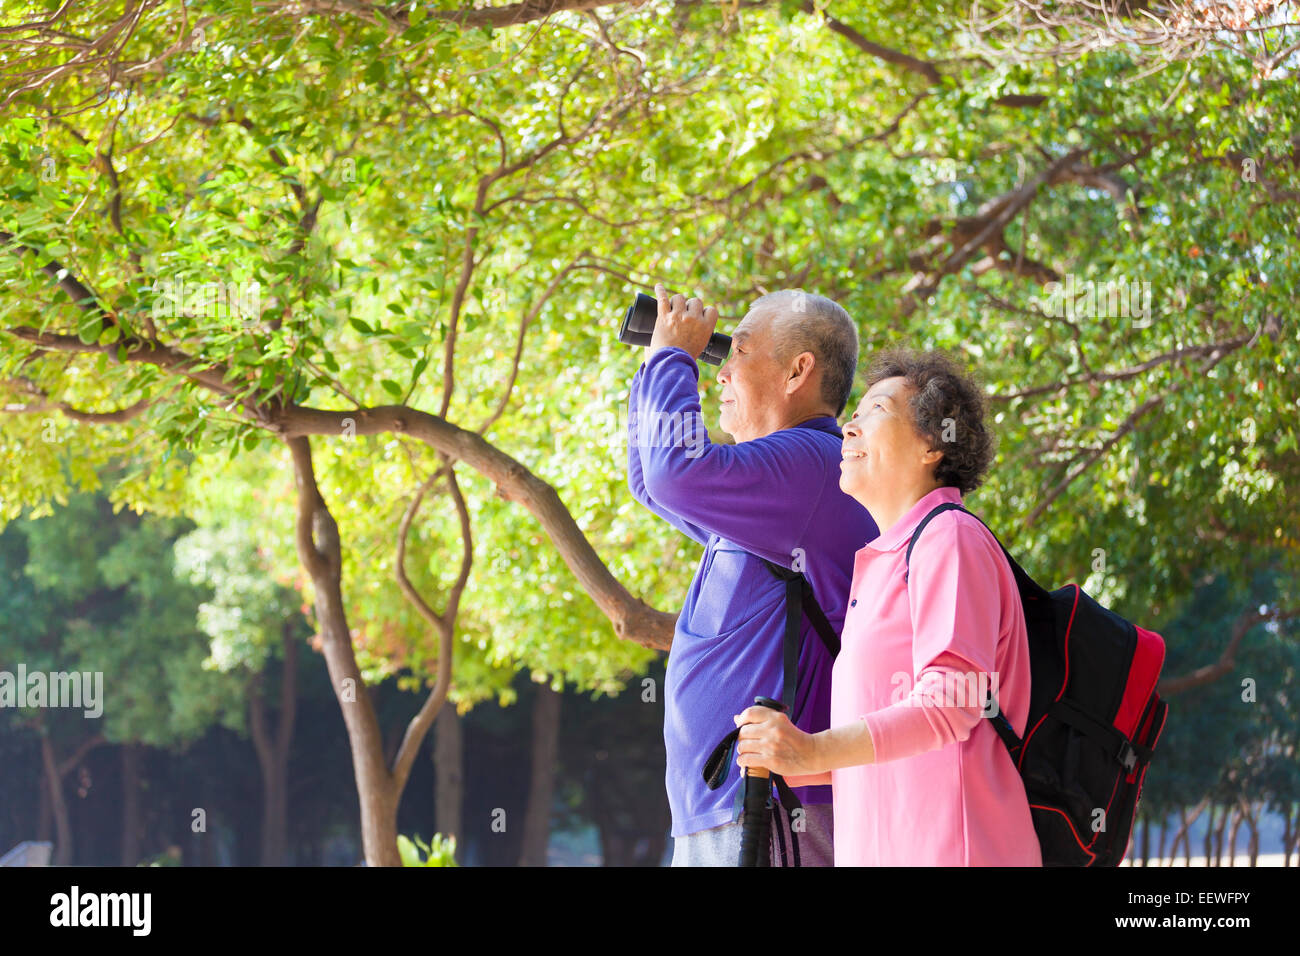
[792,414,842,437]
[865,485,964,553]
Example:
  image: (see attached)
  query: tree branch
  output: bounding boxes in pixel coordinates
[56,733,106,777]
[270,404,676,650]
[4,327,244,402]
[476,260,576,434]
[1159,605,1300,696]
[2,376,157,423]
[800,0,940,83]
[902,148,1087,314]
[0,230,119,338]
[993,334,1254,403]
[1022,331,1250,528]
[390,457,473,793]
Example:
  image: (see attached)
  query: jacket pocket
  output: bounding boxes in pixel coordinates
[684,545,765,640]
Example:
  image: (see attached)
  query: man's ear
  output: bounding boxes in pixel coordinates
[786,351,816,393]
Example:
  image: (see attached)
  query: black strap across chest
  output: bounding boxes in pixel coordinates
[760,558,840,714]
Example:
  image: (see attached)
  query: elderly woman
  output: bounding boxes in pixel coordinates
[735,348,1041,866]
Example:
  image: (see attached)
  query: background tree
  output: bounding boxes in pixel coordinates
[0,487,244,863]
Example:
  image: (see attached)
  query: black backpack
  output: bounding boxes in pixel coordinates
[906,503,1170,866]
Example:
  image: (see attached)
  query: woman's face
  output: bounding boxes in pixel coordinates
[839,376,938,502]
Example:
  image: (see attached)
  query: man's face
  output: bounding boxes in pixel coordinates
[839,376,933,499]
[715,308,787,442]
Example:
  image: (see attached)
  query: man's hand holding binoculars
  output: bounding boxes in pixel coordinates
[648,282,720,362]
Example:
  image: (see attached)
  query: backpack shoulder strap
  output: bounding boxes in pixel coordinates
[761,559,840,713]
[904,502,1049,603]
[901,500,1027,757]
[761,559,840,657]
[903,502,966,578]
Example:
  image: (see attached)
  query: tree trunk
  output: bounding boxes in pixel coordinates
[39,735,73,866]
[249,620,299,866]
[288,437,464,866]
[435,704,463,857]
[598,825,628,867]
[36,772,52,842]
[1203,803,1215,866]
[518,684,561,867]
[640,828,667,866]
[259,761,289,867]
[121,743,142,866]
[1283,804,1294,867]
[1170,799,1208,865]
[1243,801,1258,866]
[599,824,667,866]
[289,436,401,866]
[1141,815,1151,866]
[1158,817,1168,863]
[1214,803,1229,866]
[1226,804,1242,866]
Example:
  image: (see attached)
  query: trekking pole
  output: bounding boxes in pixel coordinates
[738,696,785,867]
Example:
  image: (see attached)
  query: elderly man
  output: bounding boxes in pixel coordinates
[627,282,877,866]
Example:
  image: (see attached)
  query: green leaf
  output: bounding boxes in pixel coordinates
[77,316,102,344]
[397,834,420,867]
[349,317,373,335]
[380,379,403,398]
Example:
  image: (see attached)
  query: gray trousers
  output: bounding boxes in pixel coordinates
[671,801,834,867]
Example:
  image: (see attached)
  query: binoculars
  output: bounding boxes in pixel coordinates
[617,291,731,365]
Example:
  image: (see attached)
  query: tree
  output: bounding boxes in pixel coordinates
[0,488,244,864]
[173,518,315,865]
[2,0,1296,864]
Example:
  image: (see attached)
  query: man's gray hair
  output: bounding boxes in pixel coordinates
[751,290,859,416]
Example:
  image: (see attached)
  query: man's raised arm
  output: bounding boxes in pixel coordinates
[626,361,711,546]
[635,347,827,567]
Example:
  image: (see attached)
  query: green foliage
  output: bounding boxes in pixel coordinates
[396,832,458,867]
[0,486,246,747]
[0,1,1295,734]
[136,847,183,867]
[1140,562,1300,819]
[174,518,309,675]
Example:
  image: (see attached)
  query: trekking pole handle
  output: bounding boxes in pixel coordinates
[737,696,786,868]
[743,696,786,778]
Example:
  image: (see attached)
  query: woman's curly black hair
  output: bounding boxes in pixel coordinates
[862,348,997,494]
